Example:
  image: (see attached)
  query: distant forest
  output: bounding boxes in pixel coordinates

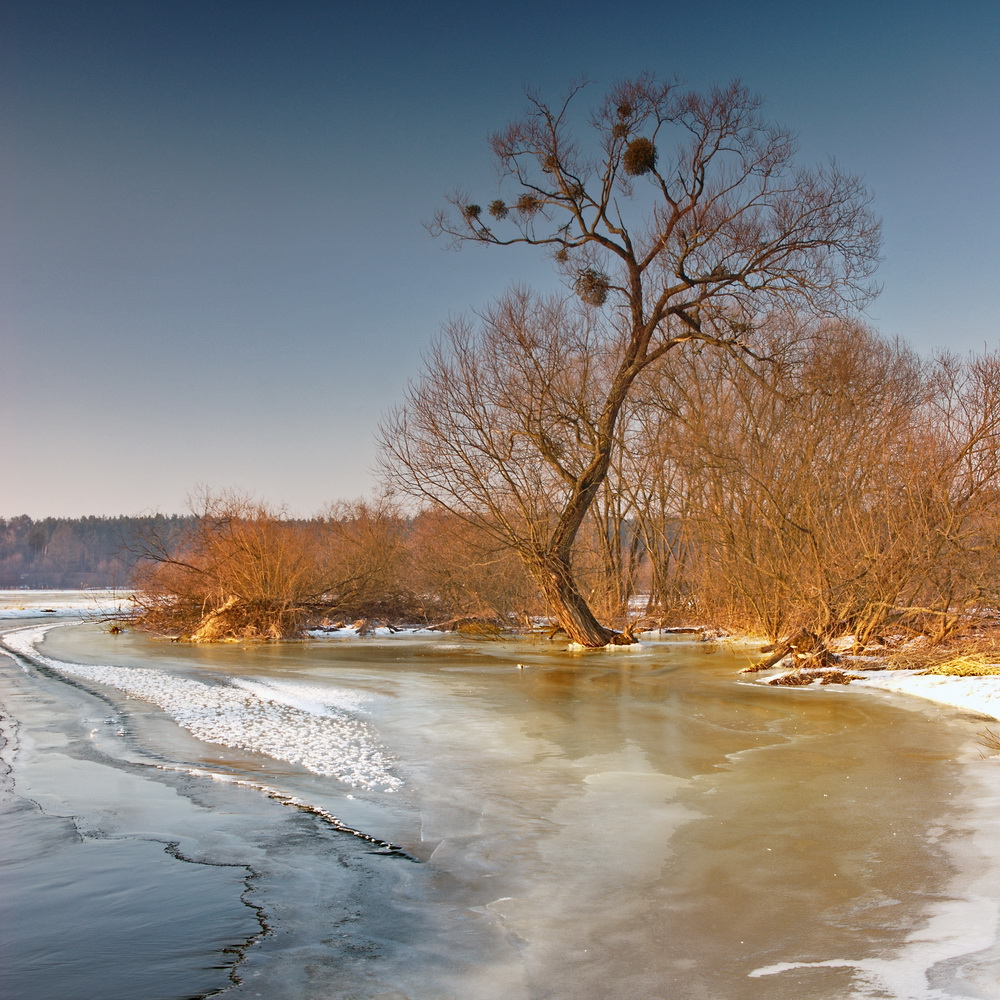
[0,515,193,589]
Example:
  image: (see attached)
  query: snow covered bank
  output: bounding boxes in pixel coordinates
[753,660,1000,723]
[854,670,1000,722]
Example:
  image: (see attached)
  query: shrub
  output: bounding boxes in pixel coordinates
[131,493,416,641]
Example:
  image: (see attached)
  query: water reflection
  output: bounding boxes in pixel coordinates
[7,623,1000,999]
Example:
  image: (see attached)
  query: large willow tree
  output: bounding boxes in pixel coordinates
[383,75,882,647]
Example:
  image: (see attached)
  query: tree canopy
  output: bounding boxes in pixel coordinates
[386,74,882,647]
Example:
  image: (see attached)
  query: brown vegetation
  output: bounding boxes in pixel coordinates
[129,492,543,641]
[132,493,344,640]
[381,300,1000,653]
[412,74,880,647]
[128,78,1000,654]
[131,334,1000,651]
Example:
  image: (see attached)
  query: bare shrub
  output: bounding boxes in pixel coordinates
[628,326,1000,645]
[131,492,417,640]
[318,497,416,619]
[132,492,335,640]
[407,509,540,623]
[635,318,927,640]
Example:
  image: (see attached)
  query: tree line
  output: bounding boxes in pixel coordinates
[0,514,191,589]
[128,319,1000,650]
[17,75,1000,650]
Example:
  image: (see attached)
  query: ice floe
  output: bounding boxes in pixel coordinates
[2,625,401,793]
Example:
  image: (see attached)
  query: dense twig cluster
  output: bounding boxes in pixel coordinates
[129,493,538,640]
[382,296,1000,644]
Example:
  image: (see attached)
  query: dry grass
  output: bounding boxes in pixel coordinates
[918,654,1000,677]
[979,728,1000,754]
[886,633,1000,672]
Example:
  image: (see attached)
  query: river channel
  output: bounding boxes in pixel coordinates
[2,617,1000,999]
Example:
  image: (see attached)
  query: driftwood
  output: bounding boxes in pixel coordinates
[607,619,645,644]
[744,628,841,672]
[190,596,242,642]
[429,616,499,632]
[350,618,401,635]
[768,668,863,686]
[537,618,647,645]
[538,623,569,640]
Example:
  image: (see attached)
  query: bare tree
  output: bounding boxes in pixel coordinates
[381,290,620,637]
[389,76,880,646]
[892,350,1000,639]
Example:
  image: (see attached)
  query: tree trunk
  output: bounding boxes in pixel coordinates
[535,553,631,647]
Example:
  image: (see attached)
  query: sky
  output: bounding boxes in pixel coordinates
[3,0,999,518]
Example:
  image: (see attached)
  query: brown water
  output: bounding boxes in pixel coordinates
[3,620,1000,999]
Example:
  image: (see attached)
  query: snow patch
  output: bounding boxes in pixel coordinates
[2,625,401,792]
[855,671,1000,721]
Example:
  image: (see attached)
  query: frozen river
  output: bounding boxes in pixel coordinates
[3,613,1000,999]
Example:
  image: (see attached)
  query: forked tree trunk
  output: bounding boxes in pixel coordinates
[534,553,632,647]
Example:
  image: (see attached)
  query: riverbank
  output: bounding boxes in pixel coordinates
[738,637,1000,725]
[4,589,1000,730]
[743,656,1000,724]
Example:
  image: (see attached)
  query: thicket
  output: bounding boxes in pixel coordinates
[129,493,537,640]
[612,322,1000,643]
[122,325,1000,646]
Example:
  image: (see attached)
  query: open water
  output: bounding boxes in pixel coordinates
[3,617,1000,999]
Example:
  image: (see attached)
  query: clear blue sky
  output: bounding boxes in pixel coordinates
[4,0,998,517]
